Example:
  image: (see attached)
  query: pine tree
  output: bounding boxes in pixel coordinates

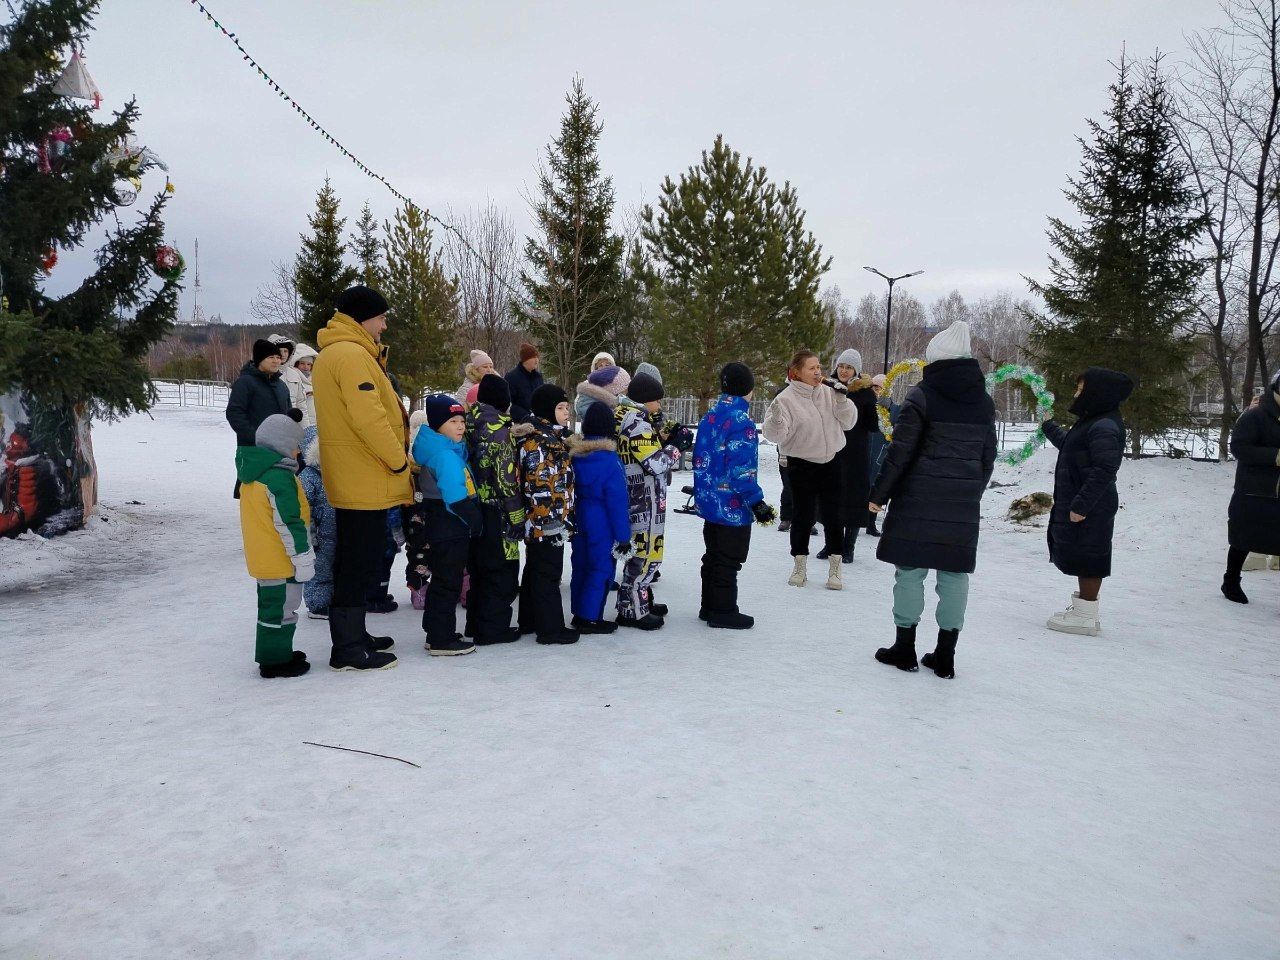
[521,78,624,384]
[351,201,383,288]
[381,203,459,405]
[0,0,180,417]
[1027,55,1206,451]
[642,135,832,405]
[294,178,357,342]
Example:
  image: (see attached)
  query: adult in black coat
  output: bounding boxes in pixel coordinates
[504,342,545,422]
[1222,372,1280,604]
[1041,367,1132,636]
[868,320,996,679]
[225,340,291,446]
[820,348,879,563]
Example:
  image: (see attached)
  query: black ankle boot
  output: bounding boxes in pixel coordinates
[841,529,856,564]
[1221,574,1249,604]
[874,625,919,672]
[921,628,959,679]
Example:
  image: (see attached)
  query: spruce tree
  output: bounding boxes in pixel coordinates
[381,203,459,405]
[0,0,179,417]
[294,177,357,342]
[521,78,623,384]
[351,201,383,288]
[1027,56,1206,451]
[642,135,832,404]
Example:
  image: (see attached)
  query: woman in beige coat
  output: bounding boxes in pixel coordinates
[763,350,856,589]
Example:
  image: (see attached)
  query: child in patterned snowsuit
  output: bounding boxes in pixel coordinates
[613,372,694,629]
[298,426,335,619]
[516,384,579,644]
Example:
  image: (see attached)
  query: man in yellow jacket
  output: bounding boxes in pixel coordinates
[312,285,410,671]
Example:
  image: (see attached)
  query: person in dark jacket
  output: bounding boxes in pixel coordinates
[1222,372,1280,604]
[1042,367,1133,635]
[820,348,880,563]
[226,340,291,446]
[869,321,996,679]
[504,342,545,422]
[411,394,484,655]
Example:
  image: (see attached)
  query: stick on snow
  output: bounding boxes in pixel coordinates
[303,741,421,768]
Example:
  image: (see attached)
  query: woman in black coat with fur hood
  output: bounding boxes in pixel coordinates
[1042,367,1133,637]
[1221,372,1280,604]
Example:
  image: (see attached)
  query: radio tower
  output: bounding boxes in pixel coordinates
[189,237,206,325]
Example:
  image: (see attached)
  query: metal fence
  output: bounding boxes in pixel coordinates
[152,379,232,408]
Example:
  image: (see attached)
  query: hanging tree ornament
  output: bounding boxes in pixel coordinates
[877,358,927,440]
[985,363,1056,466]
[40,247,58,274]
[153,245,185,281]
[52,50,102,109]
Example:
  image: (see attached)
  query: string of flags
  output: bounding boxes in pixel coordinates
[185,0,532,309]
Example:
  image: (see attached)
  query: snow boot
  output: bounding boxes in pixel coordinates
[866,518,880,538]
[650,602,669,617]
[1221,574,1249,604]
[571,616,618,634]
[428,633,476,656]
[366,633,394,653]
[841,529,856,565]
[366,594,398,614]
[788,556,808,587]
[260,651,310,679]
[617,613,664,631]
[816,544,832,560]
[536,629,580,645]
[707,610,754,630]
[874,625,919,672]
[1046,592,1100,636]
[329,607,398,671]
[921,628,958,679]
[778,520,792,532]
[473,626,521,646]
[825,555,843,591]
[307,606,329,620]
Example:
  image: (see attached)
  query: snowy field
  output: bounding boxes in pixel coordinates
[2,406,1278,960]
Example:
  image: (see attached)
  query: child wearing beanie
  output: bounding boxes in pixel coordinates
[692,363,774,629]
[515,383,579,644]
[569,402,632,633]
[411,394,485,655]
[613,372,695,629]
[464,374,533,645]
[574,365,631,422]
[455,349,497,406]
[237,410,314,678]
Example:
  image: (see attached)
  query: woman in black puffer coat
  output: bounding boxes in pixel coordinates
[819,348,880,564]
[1221,372,1280,604]
[868,321,996,679]
[1042,367,1133,637]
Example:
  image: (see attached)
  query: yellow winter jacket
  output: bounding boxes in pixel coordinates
[237,446,313,580]
[312,311,413,510]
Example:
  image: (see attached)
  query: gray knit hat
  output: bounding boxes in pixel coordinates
[256,410,305,457]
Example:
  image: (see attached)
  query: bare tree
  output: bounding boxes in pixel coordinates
[970,292,1034,367]
[248,260,302,332]
[442,201,522,373]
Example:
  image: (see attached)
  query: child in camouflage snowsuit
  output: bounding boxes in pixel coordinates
[516,384,578,644]
[298,426,335,619]
[464,374,532,644]
[613,371,694,628]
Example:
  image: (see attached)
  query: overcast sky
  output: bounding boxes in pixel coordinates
[46,0,1218,323]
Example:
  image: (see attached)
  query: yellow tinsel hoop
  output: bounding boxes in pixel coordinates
[877,358,926,440]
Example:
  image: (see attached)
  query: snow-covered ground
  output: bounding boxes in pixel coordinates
[3,407,1277,960]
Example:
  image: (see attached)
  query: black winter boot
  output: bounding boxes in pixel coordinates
[329,608,398,671]
[874,625,919,672]
[366,633,394,652]
[866,517,880,537]
[473,626,521,646]
[841,529,856,565]
[617,613,664,631]
[260,651,310,678]
[572,616,618,634]
[921,628,959,679]
[536,629,580,645]
[1221,575,1249,604]
[428,632,476,656]
[707,610,754,629]
[816,545,832,560]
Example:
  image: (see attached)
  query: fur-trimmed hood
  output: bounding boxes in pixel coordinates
[567,434,618,456]
[511,421,536,440]
[575,380,619,408]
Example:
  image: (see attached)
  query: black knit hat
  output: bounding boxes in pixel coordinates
[531,383,567,423]
[425,394,466,431]
[720,361,754,397]
[628,371,664,404]
[253,339,281,365]
[335,285,390,323]
[477,373,511,412]
[581,401,617,438]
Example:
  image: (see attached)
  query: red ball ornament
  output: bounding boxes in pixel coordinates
[153,244,184,281]
[40,247,57,273]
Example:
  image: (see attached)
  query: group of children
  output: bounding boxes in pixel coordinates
[241,356,787,675]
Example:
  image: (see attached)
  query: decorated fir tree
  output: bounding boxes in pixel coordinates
[294,177,357,342]
[0,0,180,418]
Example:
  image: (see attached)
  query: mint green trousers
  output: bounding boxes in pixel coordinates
[892,566,969,631]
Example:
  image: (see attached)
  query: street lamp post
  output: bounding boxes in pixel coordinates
[863,266,924,373]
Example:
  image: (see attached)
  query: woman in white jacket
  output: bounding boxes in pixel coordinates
[763,350,856,589]
[288,343,318,428]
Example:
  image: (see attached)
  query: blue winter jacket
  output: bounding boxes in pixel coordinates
[298,427,336,557]
[570,437,631,550]
[693,394,765,527]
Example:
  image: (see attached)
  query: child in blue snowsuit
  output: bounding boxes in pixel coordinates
[569,401,632,633]
[298,426,336,619]
[693,363,774,629]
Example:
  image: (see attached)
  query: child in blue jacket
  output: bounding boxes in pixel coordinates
[692,363,775,629]
[412,394,485,656]
[569,402,632,633]
[298,426,336,619]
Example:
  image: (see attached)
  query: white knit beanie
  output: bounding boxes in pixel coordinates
[592,351,616,370]
[470,349,494,368]
[925,320,972,364]
[835,348,862,373]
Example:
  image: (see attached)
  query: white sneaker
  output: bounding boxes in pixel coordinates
[788,556,807,587]
[1046,592,1100,636]
[825,555,843,591]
